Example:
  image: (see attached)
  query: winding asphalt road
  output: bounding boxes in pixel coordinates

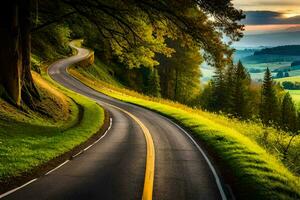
[1,43,226,200]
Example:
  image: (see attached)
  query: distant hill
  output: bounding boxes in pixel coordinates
[291,60,300,66]
[254,45,300,56]
[234,31,300,48]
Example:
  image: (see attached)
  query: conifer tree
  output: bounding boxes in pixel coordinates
[224,64,236,113]
[281,92,297,131]
[211,67,227,112]
[260,68,280,125]
[232,61,251,118]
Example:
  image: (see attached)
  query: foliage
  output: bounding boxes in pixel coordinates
[231,61,251,118]
[281,93,297,132]
[201,61,254,118]
[158,40,202,104]
[145,68,161,97]
[70,65,300,200]
[282,81,300,90]
[276,71,290,79]
[57,0,244,69]
[32,24,72,60]
[260,68,280,125]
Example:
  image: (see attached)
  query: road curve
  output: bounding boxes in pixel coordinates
[2,43,225,200]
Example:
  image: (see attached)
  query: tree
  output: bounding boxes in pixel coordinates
[260,68,280,125]
[276,71,284,78]
[280,93,297,132]
[0,0,39,106]
[210,67,227,112]
[0,0,244,106]
[146,68,161,97]
[158,39,202,104]
[231,61,251,118]
[223,63,236,113]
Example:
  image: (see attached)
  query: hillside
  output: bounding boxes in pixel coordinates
[254,45,300,56]
[235,31,300,48]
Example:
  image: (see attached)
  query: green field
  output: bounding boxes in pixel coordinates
[69,58,300,199]
[275,76,300,105]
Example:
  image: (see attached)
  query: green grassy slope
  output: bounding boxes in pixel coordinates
[74,58,122,87]
[70,58,300,200]
[0,59,104,182]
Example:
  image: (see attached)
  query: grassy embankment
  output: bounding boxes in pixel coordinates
[70,47,300,199]
[0,53,104,184]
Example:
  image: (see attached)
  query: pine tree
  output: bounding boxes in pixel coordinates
[260,68,280,125]
[281,92,297,131]
[146,68,161,97]
[224,64,236,113]
[232,61,251,118]
[211,67,227,112]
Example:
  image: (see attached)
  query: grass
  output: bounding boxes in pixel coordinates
[0,61,104,181]
[69,61,300,199]
[74,58,122,87]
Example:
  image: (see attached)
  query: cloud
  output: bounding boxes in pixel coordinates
[242,11,300,25]
[233,0,300,15]
[234,0,300,8]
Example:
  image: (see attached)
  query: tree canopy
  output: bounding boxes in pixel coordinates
[39,0,244,68]
[0,0,244,106]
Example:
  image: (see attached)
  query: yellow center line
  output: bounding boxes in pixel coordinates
[106,103,155,200]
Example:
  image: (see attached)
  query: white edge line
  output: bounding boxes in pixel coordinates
[0,178,37,199]
[0,44,114,199]
[0,116,113,198]
[45,160,70,176]
[72,150,83,158]
[93,117,112,145]
[80,117,112,152]
[83,144,93,151]
[162,116,227,200]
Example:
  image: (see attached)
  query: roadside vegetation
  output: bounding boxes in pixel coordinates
[276,76,300,106]
[70,52,300,199]
[0,0,299,199]
[0,71,104,182]
[0,27,105,186]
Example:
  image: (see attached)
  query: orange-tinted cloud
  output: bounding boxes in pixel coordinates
[233,0,300,14]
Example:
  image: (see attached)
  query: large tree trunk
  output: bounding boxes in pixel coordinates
[20,0,40,108]
[0,0,39,107]
[0,1,22,105]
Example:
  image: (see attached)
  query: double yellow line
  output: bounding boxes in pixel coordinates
[107,104,155,200]
[63,43,155,199]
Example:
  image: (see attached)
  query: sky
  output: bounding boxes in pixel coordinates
[233,0,300,16]
[233,0,300,33]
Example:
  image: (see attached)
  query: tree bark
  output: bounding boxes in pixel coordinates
[0,0,39,107]
[20,0,40,108]
[0,1,22,105]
